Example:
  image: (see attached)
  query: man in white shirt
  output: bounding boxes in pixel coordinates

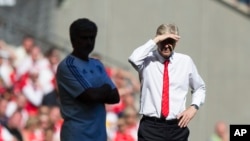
[128,23,206,141]
[14,35,34,68]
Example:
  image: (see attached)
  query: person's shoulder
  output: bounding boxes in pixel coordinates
[56,56,73,77]
[57,55,71,68]
[16,45,25,50]
[90,57,100,62]
[89,58,103,65]
[174,52,192,60]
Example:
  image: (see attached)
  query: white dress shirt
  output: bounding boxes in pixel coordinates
[128,39,206,120]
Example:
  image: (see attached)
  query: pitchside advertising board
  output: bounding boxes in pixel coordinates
[230,125,250,141]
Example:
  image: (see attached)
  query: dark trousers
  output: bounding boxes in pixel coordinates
[138,116,189,141]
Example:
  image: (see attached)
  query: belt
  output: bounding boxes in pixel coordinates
[142,115,178,125]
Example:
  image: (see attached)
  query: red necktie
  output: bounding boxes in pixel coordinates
[161,60,169,118]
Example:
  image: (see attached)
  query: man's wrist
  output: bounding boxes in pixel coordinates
[152,38,158,44]
[153,36,160,43]
[191,104,199,110]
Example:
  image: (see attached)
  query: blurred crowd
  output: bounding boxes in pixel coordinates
[0,35,141,141]
[223,0,250,14]
[0,35,62,141]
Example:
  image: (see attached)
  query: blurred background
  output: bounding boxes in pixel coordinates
[0,0,250,141]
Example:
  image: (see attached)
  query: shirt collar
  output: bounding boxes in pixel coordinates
[154,50,174,64]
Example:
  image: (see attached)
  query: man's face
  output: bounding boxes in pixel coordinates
[23,38,34,51]
[74,30,97,56]
[157,38,176,59]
